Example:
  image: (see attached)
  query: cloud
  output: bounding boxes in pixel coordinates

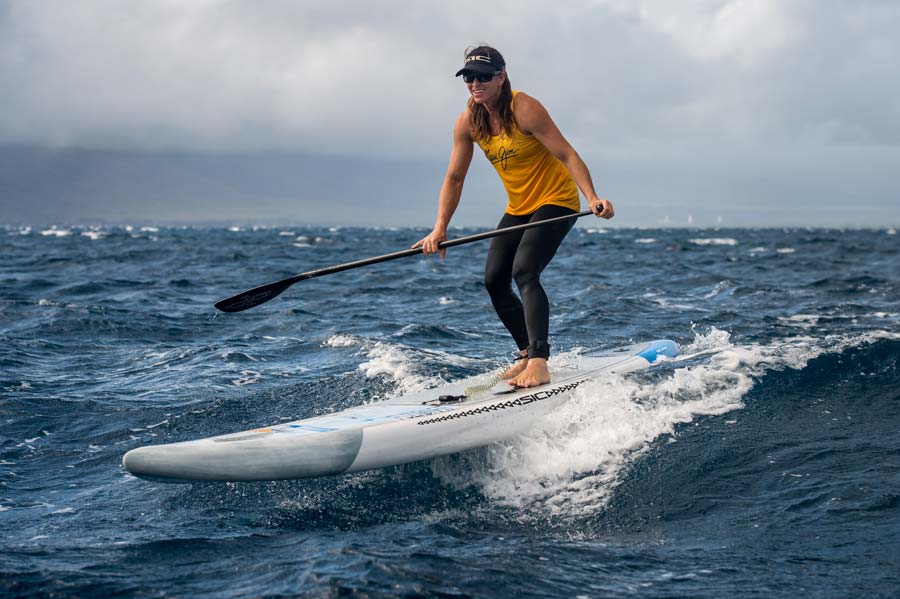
[0,1,462,155]
[2,0,897,156]
[1,0,898,225]
[607,0,797,65]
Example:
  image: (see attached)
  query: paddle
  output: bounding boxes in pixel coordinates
[215,209,595,313]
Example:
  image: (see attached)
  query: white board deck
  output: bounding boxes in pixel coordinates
[123,340,678,482]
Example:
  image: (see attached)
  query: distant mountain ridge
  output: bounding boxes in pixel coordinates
[0,146,463,226]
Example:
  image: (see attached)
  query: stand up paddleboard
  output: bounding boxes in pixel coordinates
[123,340,677,482]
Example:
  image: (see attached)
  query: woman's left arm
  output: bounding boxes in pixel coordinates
[515,93,614,219]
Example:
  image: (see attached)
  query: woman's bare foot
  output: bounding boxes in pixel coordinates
[501,359,528,379]
[509,358,550,388]
[501,351,529,379]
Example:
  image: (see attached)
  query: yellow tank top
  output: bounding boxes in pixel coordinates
[475,91,580,216]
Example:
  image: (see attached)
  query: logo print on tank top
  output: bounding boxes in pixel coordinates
[484,145,518,171]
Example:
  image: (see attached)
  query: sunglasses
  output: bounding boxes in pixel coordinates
[463,71,501,84]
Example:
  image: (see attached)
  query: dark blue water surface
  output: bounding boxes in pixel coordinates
[1,223,899,598]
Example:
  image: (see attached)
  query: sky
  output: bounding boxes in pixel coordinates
[1,0,899,227]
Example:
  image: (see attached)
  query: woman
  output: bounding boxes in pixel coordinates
[413,46,614,388]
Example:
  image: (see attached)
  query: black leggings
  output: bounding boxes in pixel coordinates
[484,204,576,360]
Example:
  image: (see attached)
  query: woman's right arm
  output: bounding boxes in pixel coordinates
[413,111,474,258]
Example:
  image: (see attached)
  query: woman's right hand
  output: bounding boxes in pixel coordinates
[412,228,448,258]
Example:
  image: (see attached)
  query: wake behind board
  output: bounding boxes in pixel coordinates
[123,340,677,482]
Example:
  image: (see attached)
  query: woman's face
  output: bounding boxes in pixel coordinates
[466,70,506,106]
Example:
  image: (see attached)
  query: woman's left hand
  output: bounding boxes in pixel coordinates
[590,198,615,219]
[412,228,448,258]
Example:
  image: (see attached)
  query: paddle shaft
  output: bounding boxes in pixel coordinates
[215,209,594,313]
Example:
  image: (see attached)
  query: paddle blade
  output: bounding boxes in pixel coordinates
[215,279,293,313]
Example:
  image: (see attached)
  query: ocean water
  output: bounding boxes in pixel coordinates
[1,223,898,598]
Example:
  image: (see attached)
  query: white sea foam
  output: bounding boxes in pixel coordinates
[292,234,313,248]
[430,327,899,517]
[870,312,898,319]
[357,342,440,395]
[689,238,737,246]
[439,296,456,305]
[703,281,733,299]
[231,370,262,386]
[356,339,485,396]
[3,381,31,393]
[40,228,71,237]
[779,314,820,328]
[81,230,107,240]
[323,334,361,348]
[776,248,796,254]
[220,350,258,362]
[635,238,657,244]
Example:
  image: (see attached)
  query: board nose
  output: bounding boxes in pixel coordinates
[638,340,679,363]
[122,446,169,479]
